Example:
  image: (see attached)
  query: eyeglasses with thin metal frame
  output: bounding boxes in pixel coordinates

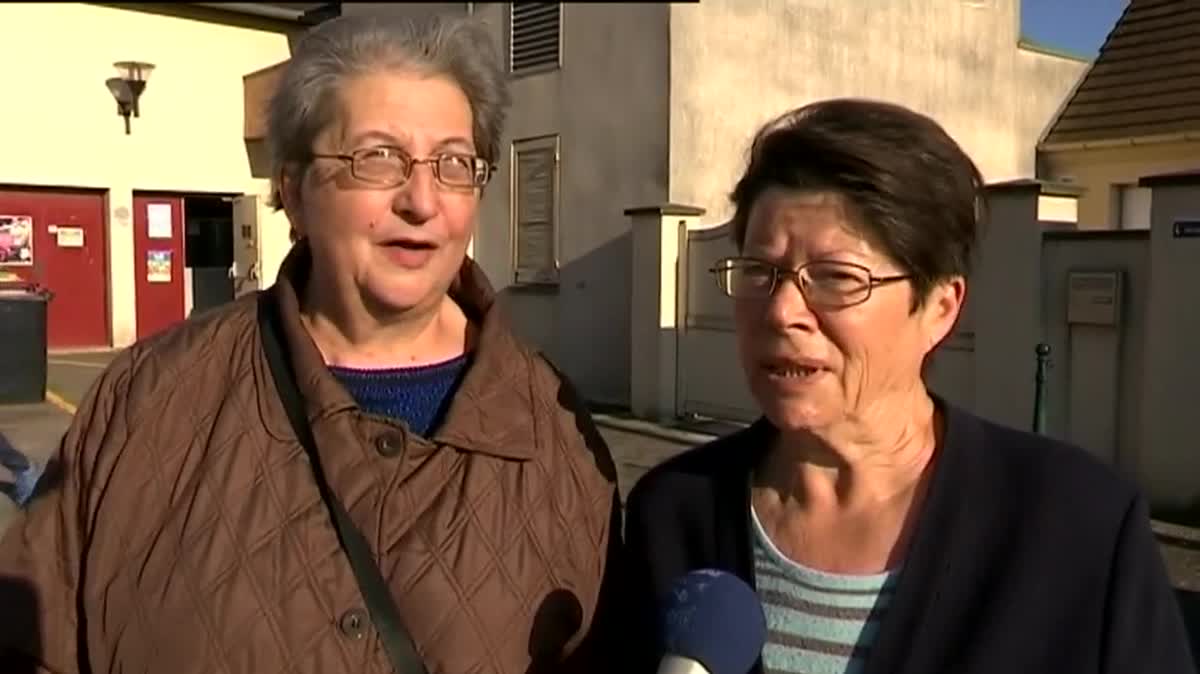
[709,256,913,309]
[309,145,495,189]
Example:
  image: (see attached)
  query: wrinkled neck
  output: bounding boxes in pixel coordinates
[299,272,468,369]
[765,390,940,511]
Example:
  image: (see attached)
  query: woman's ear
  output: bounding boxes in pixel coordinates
[923,276,966,353]
[277,166,305,238]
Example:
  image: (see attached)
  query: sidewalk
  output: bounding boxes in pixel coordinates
[593,414,714,504]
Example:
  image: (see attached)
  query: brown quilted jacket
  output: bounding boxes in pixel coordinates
[0,244,623,674]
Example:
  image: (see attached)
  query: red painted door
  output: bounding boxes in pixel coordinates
[132,194,185,341]
[0,188,109,349]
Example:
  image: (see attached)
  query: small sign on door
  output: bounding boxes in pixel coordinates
[56,226,85,248]
[148,203,173,239]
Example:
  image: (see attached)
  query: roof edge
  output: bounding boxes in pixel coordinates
[191,3,309,22]
[1036,0,1135,148]
[986,178,1086,196]
[96,2,303,32]
[1039,131,1200,153]
[1016,36,1092,64]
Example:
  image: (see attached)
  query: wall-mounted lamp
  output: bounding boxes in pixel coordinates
[105,61,155,135]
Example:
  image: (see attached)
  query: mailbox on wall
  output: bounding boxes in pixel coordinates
[1066,270,1123,327]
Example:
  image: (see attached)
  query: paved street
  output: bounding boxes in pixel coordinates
[45,350,115,411]
[0,350,116,533]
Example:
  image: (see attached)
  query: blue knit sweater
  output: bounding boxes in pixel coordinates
[329,354,470,436]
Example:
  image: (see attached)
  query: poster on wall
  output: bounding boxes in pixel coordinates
[148,203,173,239]
[0,215,34,266]
[147,249,172,283]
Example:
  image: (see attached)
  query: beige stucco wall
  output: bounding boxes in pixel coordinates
[0,3,292,347]
[1013,45,1090,176]
[667,0,1089,222]
[1140,180,1200,509]
[472,0,1088,406]
[1040,140,1200,228]
[471,2,671,405]
[1040,232,1148,476]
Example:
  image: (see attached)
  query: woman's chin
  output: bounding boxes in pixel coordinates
[756,396,839,434]
[362,281,438,314]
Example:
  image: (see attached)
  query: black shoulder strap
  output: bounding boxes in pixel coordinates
[256,294,429,674]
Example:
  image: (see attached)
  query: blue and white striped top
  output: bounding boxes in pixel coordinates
[751,505,900,674]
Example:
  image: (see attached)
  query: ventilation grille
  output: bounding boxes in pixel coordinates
[511,3,561,74]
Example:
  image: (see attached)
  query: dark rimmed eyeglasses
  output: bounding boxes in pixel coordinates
[309,145,495,189]
[709,256,912,309]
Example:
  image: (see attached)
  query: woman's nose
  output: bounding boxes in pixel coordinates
[393,163,439,225]
[762,275,817,330]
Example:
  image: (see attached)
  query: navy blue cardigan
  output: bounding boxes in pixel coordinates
[620,399,1195,674]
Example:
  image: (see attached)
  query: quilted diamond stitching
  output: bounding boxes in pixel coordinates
[237,398,364,671]
[134,372,243,674]
[55,286,618,674]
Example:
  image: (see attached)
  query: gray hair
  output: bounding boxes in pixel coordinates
[265,12,511,209]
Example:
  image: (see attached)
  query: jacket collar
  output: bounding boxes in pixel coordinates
[267,240,539,461]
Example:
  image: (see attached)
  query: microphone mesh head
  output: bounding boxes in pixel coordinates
[660,569,767,674]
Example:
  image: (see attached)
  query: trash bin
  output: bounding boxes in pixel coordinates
[0,282,51,405]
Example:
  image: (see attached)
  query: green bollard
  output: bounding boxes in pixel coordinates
[1032,343,1051,435]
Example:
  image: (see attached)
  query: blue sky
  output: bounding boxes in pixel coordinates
[1020,0,1129,59]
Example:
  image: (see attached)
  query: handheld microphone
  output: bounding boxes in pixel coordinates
[657,568,767,674]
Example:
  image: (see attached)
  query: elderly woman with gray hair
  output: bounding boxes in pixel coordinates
[0,13,621,674]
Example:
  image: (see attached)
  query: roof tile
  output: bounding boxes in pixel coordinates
[1040,0,1200,147]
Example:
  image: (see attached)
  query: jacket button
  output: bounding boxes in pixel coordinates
[375,433,404,458]
[339,608,369,640]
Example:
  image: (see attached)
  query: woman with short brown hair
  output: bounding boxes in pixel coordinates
[622,98,1193,674]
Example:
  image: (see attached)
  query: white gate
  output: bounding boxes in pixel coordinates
[675,222,759,423]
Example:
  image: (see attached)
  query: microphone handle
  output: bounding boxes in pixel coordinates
[656,655,711,674]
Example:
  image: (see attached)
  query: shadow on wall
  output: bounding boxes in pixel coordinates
[494,230,634,408]
[245,139,273,181]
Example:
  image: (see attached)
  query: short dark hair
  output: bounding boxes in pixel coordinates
[730,98,986,306]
